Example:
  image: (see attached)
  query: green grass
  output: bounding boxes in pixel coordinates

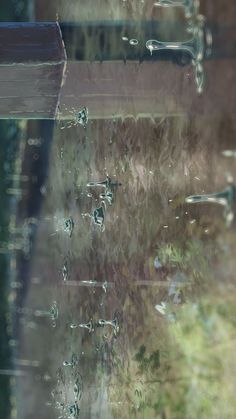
[157,239,217,284]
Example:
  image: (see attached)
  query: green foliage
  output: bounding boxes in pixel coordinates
[157,239,215,284]
[134,344,146,363]
[110,290,236,419]
[170,297,236,419]
[134,346,160,374]
[157,243,185,267]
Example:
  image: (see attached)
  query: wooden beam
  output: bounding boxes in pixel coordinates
[0,22,66,119]
[59,59,236,120]
[1,21,236,120]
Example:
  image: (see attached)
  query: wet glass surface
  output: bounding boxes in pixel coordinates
[1,1,236,419]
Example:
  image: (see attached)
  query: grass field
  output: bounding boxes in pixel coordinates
[14,114,236,419]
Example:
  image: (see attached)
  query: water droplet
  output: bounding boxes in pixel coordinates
[129,39,139,46]
[62,361,70,366]
[28,138,42,146]
[64,217,74,237]
[154,257,162,269]
[62,261,69,281]
[40,185,47,195]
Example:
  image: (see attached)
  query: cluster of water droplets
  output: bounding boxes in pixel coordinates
[150,2,210,93]
[121,0,212,94]
[122,36,139,46]
[81,175,121,232]
[44,166,122,416]
[9,3,231,416]
[51,355,82,419]
[34,301,59,328]
[59,106,89,131]
[70,311,121,338]
[52,213,75,237]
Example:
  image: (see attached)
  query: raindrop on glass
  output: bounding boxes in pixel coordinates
[129,39,139,46]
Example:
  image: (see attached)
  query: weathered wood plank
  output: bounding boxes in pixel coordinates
[0,21,236,119]
[0,64,64,97]
[0,22,66,118]
[59,60,236,119]
[0,22,66,63]
[0,95,58,119]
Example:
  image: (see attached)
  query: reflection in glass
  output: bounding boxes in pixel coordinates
[34,301,59,328]
[154,0,199,18]
[146,16,208,93]
[185,185,236,226]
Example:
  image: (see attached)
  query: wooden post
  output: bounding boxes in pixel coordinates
[0,22,66,119]
[0,21,236,119]
[59,59,236,120]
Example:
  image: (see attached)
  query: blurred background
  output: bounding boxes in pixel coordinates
[1,1,236,419]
